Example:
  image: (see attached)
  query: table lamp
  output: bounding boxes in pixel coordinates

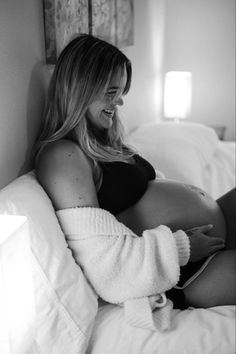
[164,71,192,123]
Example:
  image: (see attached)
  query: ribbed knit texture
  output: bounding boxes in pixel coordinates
[57,207,136,237]
[174,230,190,266]
[56,207,190,332]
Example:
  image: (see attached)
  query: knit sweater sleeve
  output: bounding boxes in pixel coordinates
[56,207,190,304]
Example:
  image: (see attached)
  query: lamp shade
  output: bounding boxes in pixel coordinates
[164,71,192,120]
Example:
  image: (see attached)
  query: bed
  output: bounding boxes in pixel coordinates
[0,122,235,354]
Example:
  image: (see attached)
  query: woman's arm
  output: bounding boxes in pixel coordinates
[35,139,99,210]
[56,207,190,303]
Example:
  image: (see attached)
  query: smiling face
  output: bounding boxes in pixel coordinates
[86,68,127,131]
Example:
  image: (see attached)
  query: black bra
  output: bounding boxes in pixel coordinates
[97,154,156,215]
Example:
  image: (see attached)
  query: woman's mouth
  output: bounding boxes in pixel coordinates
[103,109,114,118]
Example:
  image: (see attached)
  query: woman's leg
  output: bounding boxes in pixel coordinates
[217,188,236,249]
[183,250,236,308]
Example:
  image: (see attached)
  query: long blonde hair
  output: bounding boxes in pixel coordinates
[32,34,134,167]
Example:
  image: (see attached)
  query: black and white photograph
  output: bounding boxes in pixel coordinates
[0,0,235,353]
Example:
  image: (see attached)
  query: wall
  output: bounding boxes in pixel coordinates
[163,0,235,141]
[0,0,46,189]
[120,0,165,133]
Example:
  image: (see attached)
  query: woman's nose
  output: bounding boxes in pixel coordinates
[115,96,124,106]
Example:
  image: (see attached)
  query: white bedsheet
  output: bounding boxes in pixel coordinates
[89,304,235,354]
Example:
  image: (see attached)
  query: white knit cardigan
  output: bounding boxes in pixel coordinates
[56,207,190,331]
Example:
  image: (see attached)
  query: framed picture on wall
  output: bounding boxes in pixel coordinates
[89,0,117,45]
[43,0,134,64]
[43,0,89,64]
[116,0,134,47]
[90,0,134,47]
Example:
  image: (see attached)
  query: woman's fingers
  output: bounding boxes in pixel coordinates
[213,244,225,252]
[186,224,213,235]
[207,237,225,254]
[209,236,225,246]
[188,230,225,262]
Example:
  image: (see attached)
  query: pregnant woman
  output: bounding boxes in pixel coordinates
[32,34,235,310]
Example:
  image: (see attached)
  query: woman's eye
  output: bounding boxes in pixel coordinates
[106,90,117,97]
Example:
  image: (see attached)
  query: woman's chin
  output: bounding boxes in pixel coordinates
[100,114,114,129]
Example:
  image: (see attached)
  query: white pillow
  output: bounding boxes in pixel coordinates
[0,215,35,353]
[0,171,98,354]
[128,122,219,188]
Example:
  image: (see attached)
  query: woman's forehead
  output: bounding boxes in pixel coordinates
[108,67,127,88]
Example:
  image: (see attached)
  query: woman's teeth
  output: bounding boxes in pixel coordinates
[103,109,114,116]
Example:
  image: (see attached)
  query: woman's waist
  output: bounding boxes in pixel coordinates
[116,179,226,239]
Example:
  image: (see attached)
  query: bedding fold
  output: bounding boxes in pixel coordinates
[56,207,190,332]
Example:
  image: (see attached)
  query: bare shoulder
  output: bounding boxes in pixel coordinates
[36,139,90,175]
[36,140,99,210]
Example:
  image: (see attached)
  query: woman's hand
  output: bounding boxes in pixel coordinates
[186,224,225,263]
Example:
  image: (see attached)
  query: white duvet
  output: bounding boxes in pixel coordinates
[89,304,235,354]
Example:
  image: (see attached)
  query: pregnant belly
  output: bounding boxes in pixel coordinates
[116,179,226,239]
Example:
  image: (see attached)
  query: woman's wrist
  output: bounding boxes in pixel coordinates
[173,230,190,266]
